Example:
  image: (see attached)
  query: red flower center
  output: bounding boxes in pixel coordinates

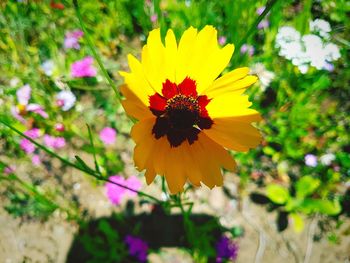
[149,77,213,147]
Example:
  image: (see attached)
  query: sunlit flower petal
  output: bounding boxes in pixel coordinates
[120,26,262,193]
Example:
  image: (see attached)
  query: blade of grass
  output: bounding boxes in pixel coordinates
[86,124,101,175]
[236,0,279,53]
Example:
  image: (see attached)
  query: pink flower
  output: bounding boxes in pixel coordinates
[151,14,158,23]
[55,123,65,132]
[12,84,48,122]
[105,175,142,205]
[218,36,227,46]
[99,127,117,145]
[43,135,66,149]
[16,84,31,105]
[26,104,49,118]
[71,56,97,78]
[4,166,16,175]
[20,139,36,154]
[24,128,41,139]
[240,44,255,56]
[32,155,41,166]
[20,129,41,154]
[64,30,84,49]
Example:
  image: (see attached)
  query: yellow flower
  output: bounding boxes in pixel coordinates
[119,26,262,194]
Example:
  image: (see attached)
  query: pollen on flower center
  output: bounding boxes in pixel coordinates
[149,77,213,147]
[165,95,200,130]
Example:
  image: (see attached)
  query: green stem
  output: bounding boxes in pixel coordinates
[72,0,121,102]
[236,0,279,53]
[0,120,162,204]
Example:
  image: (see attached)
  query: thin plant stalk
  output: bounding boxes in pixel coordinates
[0,120,162,205]
[72,0,121,102]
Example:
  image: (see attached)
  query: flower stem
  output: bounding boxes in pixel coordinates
[72,0,121,102]
[0,119,162,204]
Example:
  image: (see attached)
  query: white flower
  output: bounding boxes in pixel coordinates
[275,26,301,48]
[310,19,331,38]
[250,63,275,91]
[55,90,76,111]
[302,34,323,49]
[320,153,335,166]
[280,41,303,60]
[298,64,309,74]
[41,60,55,76]
[275,25,341,74]
[324,43,341,61]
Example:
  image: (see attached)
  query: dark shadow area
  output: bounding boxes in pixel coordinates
[67,204,223,262]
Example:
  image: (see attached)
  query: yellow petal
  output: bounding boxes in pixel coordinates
[119,54,154,106]
[164,29,178,83]
[176,26,234,92]
[206,90,259,119]
[164,145,187,194]
[202,67,253,96]
[120,85,152,120]
[141,29,166,93]
[193,43,234,93]
[175,26,198,83]
[204,117,262,152]
[192,133,236,188]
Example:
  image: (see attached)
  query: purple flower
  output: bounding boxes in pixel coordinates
[64,30,84,50]
[216,236,239,262]
[323,62,334,72]
[305,154,318,167]
[218,36,227,45]
[258,19,269,29]
[43,135,66,149]
[240,44,255,56]
[256,6,266,15]
[124,235,148,262]
[55,90,76,111]
[71,56,97,78]
[150,14,158,23]
[99,127,117,145]
[105,175,142,205]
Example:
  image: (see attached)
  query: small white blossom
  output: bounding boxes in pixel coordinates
[41,60,55,76]
[324,43,341,61]
[275,22,340,74]
[55,90,76,111]
[320,153,335,166]
[310,19,331,38]
[250,63,275,91]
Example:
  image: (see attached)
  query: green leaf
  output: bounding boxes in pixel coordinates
[296,176,320,198]
[300,199,341,215]
[290,213,304,233]
[74,156,96,175]
[266,185,290,204]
